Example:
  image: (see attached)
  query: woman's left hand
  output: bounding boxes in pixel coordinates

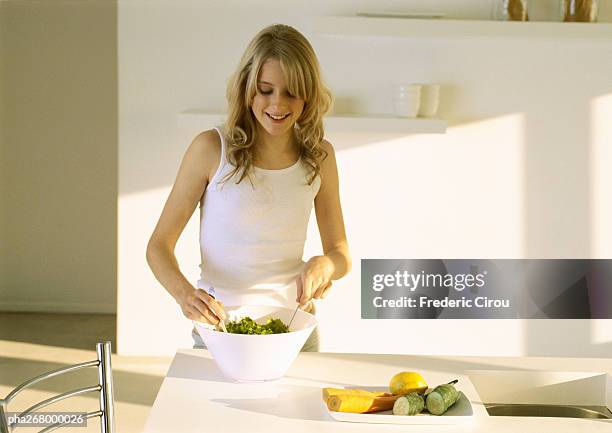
[296,255,335,306]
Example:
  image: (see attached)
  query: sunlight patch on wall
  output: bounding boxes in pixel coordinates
[590,93,612,258]
[118,187,199,355]
[311,113,526,259]
[590,320,612,346]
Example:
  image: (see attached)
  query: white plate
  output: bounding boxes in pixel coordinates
[325,391,473,425]
[357,11,445,19]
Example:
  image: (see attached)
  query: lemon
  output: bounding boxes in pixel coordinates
[389,371,428,395]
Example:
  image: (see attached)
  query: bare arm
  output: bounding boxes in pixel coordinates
[296,139,352,305]
[146,129,226,324]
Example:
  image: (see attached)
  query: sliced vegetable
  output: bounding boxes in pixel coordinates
[425,383,460,415]
[392,392,425,416]
[326,394,401,414]
[322,388,390,402]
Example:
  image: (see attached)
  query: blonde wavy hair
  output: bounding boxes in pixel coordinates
[222,24,332,185]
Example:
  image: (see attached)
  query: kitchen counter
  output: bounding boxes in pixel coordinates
[142,349,612,433]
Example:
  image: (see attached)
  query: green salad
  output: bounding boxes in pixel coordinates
[225,316,289,335]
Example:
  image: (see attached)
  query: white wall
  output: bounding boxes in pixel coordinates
[0,0,117,313]
[114,0,610,357]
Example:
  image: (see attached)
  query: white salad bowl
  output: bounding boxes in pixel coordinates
[193,305,317,382]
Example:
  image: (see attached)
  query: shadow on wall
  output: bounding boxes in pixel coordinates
[0,312,116,352]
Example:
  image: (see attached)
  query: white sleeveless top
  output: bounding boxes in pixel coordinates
[196,126,321,308]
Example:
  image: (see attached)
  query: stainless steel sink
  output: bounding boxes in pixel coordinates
[485,403,612,419]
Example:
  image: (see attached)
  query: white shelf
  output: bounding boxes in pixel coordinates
[177,110,447,136]
[324,115,446,134]
[312,16,612,40]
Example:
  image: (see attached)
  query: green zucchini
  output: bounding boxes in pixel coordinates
[425,383,460,415]
[392,392,424,416]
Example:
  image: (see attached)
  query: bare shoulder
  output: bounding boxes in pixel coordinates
[320,138,335,155]
[319,139,337,168]
[185,129,222,181]
[315,139,339,191]
[189,129,221,157]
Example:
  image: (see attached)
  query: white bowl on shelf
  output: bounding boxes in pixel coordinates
[193,305,317,382]
[393,84,422,117]
[393,96,421,117]
[417,84,440,118]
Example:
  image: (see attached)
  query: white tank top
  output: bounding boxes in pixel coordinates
[196,126,321,308]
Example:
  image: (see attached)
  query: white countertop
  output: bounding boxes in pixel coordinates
[142,350,612,433]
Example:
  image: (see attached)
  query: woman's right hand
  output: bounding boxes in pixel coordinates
[177,287,227,325]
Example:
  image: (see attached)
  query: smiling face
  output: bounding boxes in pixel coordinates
[251,58,305,139]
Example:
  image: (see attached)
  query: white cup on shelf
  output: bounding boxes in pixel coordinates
[417,84,440,118]
[392,84,421,118]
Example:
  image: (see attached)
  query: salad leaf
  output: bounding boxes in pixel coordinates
[225,316,289,335]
